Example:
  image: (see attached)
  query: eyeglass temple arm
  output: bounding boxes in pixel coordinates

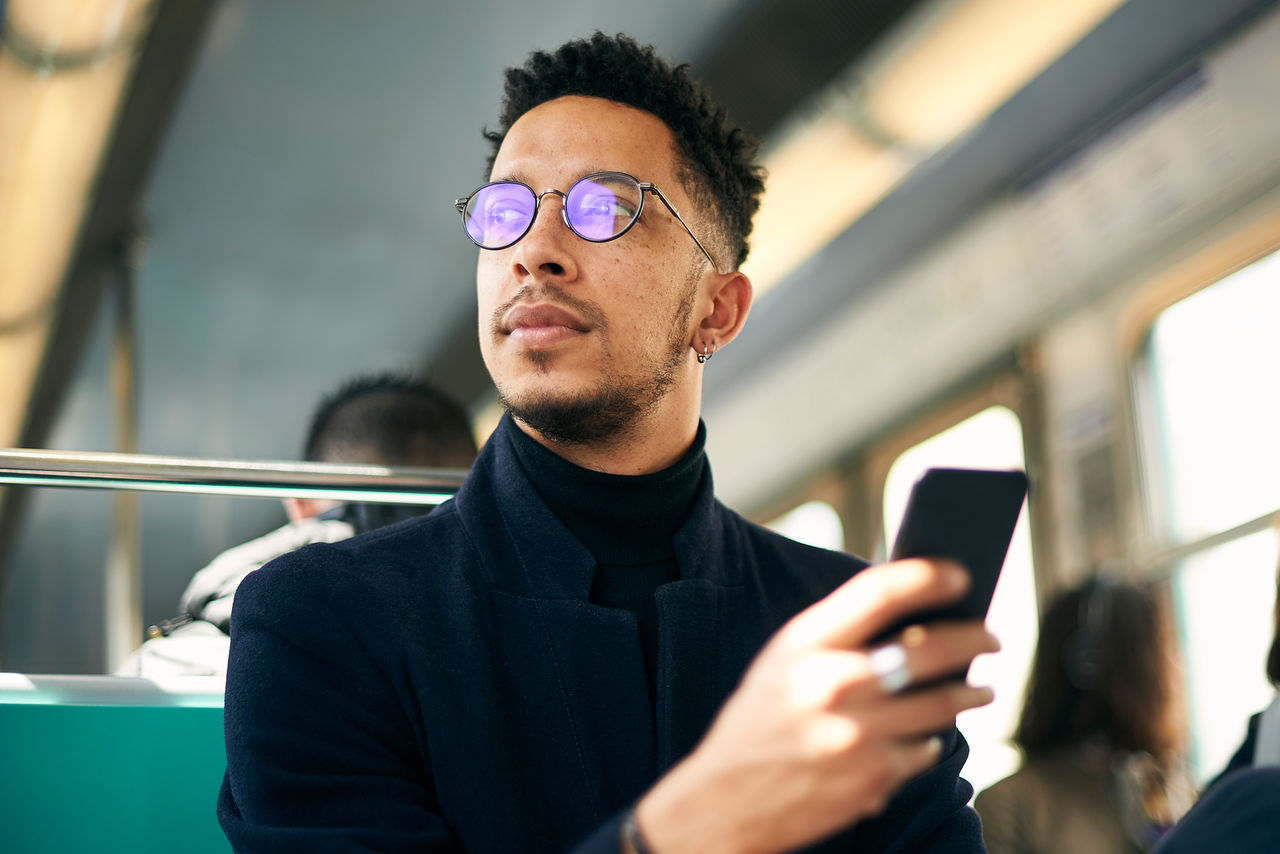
[640,184,724,275]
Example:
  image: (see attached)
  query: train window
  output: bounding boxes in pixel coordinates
[1135,247,1280,782]
[1172,528,1277,781]
[1139,248,1280,543]
[881,405,1038,795]
[765,500,845,551]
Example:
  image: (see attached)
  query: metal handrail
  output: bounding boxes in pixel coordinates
[1140,509,1279,575]
[0,447,466,505]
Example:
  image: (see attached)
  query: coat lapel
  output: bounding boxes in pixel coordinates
[458,418,657,814]
[535,598,657,809]
[654,471,751,771]
[654,579,739,770]
[455,415,752,806]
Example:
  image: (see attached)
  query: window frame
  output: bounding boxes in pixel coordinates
[1119,210,1280,579]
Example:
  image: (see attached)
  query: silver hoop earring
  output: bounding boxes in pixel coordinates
[697,342,714,364]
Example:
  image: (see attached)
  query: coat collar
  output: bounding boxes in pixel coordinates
[451,413,745,780]
[452,412,740,599]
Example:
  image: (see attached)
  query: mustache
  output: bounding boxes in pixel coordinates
[490,283,608,336]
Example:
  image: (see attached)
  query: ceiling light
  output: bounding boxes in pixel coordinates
[0,0,156,448]
[744,0,1125,296]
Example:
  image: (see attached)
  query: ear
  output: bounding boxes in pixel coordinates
[283,496,328,524]
[694,270,753,350]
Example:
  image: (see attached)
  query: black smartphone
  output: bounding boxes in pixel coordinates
[875,467,1028,646]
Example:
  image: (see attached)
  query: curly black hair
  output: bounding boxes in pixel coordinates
[483,32,765,270]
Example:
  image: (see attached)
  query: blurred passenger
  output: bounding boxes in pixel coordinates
[1201,533,1280,789]
[114,373,477,677]
[976,577,1195,853]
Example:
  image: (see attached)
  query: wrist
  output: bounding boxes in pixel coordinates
[620,807,657,854]
[633,756,759,854]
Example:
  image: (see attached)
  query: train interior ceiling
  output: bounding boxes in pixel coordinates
[2,0,1280,798]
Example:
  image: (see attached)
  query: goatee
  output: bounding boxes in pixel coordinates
[497,278,697,446]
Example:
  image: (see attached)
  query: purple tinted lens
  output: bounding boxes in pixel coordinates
[466,183,535,247]
[565,176,639,241]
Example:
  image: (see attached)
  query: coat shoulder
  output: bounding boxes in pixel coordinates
[719,504,869,606]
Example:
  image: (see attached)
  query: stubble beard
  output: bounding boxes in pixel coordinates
[495,274,699,447]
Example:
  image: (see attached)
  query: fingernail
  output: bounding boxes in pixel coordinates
[943,563,969,591]
[901,625,928,647]
[968,686,995,705]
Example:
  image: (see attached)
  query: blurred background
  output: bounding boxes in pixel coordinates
[2,0,1279,794]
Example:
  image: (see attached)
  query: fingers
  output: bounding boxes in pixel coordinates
[890,734,947,788]
[869,682,996,740]
[871,621,1001,694]
[846,733,959,823]
[789,558,970,650]
[777,623,997,717]
[867,642,912,693]
[854,625,999,742]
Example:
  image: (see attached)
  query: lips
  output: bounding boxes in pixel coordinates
[503,304,589,334]
[500,302,591,349]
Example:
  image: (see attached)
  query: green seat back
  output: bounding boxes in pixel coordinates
[0,674,229,854]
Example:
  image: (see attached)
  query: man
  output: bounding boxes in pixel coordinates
[115,373,477,677]
[219,34,996,853]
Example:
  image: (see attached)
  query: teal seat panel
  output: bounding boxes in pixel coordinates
[0,675,229,854]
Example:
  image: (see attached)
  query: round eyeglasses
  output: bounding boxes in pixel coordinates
[454,171,722,274]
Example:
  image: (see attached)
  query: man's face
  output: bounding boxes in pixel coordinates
[476,95,714,445]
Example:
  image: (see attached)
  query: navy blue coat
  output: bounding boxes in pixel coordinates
[1151,767,1280,853]
[218,419,984,852]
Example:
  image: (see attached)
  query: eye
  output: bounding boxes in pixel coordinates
[466,184,536,245]
[566,178,641,241]
[579,191,631,218]
[481,197,533,226]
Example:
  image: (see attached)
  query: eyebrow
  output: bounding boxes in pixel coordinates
[488,167,622,189]
[486,167,527,185]
[489,169,532,187]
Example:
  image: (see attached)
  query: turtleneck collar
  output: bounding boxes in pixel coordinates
[502,413,708,565]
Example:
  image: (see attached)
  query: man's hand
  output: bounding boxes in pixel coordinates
[634,558,999,854]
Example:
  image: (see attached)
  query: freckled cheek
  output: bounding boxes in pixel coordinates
[604,230,683,280]
[609,284,677,345]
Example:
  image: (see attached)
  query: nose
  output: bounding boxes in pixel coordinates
[509,189,579,283]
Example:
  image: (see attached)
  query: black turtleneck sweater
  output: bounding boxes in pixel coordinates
[505,417,708,702]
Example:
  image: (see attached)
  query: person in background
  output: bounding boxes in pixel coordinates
[114,372,477,677]
[976,577,1195,853]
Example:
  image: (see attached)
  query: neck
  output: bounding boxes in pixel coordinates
[512,404,701,475]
